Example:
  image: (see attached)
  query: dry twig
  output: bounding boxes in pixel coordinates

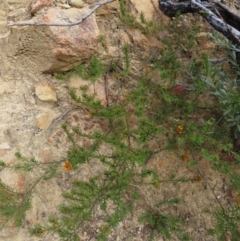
[47,106,72,133]
[7,0,116,27]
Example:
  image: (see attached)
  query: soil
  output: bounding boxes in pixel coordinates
[0,0,239,241]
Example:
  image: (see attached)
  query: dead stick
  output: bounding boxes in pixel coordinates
[47,106,72,133]
[7,0,116,27]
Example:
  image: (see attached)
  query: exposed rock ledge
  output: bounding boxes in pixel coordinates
[8,7,99,73]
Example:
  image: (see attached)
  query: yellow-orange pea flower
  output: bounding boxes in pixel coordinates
[159,45,164,51]
[194,174,202,182]
[182,155,189,162]
[64,160,72,171]
[177,125,183,134]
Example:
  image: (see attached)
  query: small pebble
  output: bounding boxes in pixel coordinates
[69,0,84,8]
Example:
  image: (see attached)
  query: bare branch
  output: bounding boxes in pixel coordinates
[7,0,116,27]
[47,106,72,133]
[191,0,240,44]
[158,0,240,45]
[211,0,240,22]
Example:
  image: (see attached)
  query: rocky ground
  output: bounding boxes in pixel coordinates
[0,0,239,241]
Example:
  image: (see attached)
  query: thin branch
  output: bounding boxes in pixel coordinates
[47,105,72,133]
[211,0,240,22]
[7,0,117,27]
[158,0,240,45]
[208,0,240,45]
[191,0,240,44]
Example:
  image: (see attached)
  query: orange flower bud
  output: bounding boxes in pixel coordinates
[159,45,164,51]
[182,155,189,162]
[88,112,93,117]
[64,160,72,170]
[194,174,202,182]
[177,125,183,134]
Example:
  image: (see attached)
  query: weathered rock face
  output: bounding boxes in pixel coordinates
[129,0,168,23]
[69,0,84,8]
[8,7,99,73]
[28,0,53,16]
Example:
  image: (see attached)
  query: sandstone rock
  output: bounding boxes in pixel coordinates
[39,149,52,162]
[8,7,99,73]
[36,112,55,129]
[0,10,6,17]
[96,0,119,15]
[126,28,162,50]
[0,21,7,30]
[0,85,5,95]
[0,170,26,192]
[0,149,6,157]
[69,0,84,8]
[56,3,71,9]
[28,0,53,16]
[129,0,161,22]
[35,83,57,102]
[8,8,25,17]
[7,0,23,4]
[0,142,11,149]
[0,10,7,21]
[120,30,132,46]
[68,75,88,89]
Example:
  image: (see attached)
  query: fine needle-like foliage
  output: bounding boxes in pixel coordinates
[0,178,30,228]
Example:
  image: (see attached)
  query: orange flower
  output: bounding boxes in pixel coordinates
[194,174,202,182]
[64,160,72,171]
[159,45,164,51]
[182,155,189,162]
[177,125,183,134]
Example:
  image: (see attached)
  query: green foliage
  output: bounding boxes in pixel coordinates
[54,57,106,82]
[138,210,190,240]
[122,45,130,75]
[30,42,193,239]
[14,152,39,171]
[207,206,240,241]
[30,119,157,239]
[202,36,240,139]
[29,16,240,241]
[0,154,63,228]
[0,179,31,227]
